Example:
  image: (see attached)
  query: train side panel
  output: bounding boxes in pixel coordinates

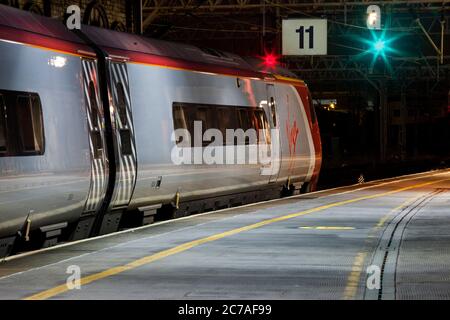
[0,40,91,243]
[127,63,273,209]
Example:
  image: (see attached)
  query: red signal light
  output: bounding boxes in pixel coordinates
[257,50,281,71]
[263,53,278,67]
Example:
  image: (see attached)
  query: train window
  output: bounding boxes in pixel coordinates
[87,81,103,159]
[30,95,44,152]
[115,82,127,126]
[92,131,102,159]
[0,95,6,152]
[173,105,187,145]
[217,107,236,139]
[269,97,277,127]
[238,109,251,131]
[88,81,99,129]
[237,109,255,145]
[196,108,208,133]
[120,129,132,155]
[172,102,270,147]
[115,83,133,154]
[196,107,219,146]
[254,109,271,144]
[16,96,36,152]
[16,95,44,154]
[173,105,186,130]
[0,90,44,157]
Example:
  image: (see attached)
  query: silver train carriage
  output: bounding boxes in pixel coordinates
[0,5,321,257]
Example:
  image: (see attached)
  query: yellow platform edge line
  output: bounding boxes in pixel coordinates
[24,177,448,300]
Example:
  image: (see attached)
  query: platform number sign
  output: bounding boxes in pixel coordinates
[282,19,327,56]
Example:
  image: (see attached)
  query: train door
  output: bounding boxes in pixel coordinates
[107,61,137,211]
[81,58,109,219]
[266,84,281,183]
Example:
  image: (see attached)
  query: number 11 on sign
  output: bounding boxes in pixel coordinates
[296,26,314,49]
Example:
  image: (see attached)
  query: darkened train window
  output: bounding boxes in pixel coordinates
[0,90,44,157]
[217,107,236,138]
[120,129,132,155]
[114,83,133,155]
[238,109,252,131]
[88,81,99,129]
[91,131,102,159]
[115,82,127,125]
[173,105,186,129]
[255,109,271,145]
[17,94,44,153]
[172,102,270,146]
[87,82,104,159]
[172,105,189,145]
[269,97,277,127]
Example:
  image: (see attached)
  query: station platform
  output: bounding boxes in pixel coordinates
[1,169,450,300]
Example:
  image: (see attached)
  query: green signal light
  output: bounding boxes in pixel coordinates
[363,31,398,72]
[350,28,405,74]
[355,30,394,57]
[373,39,385,52]
[369,35,390,55]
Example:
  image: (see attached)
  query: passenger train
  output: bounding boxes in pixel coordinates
[0,4,321,257]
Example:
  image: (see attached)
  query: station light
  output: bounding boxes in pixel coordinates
[322,102,337,111]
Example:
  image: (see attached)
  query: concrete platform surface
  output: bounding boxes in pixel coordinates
[1,169,450,300]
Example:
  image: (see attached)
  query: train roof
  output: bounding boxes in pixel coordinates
[0,4,303,84]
